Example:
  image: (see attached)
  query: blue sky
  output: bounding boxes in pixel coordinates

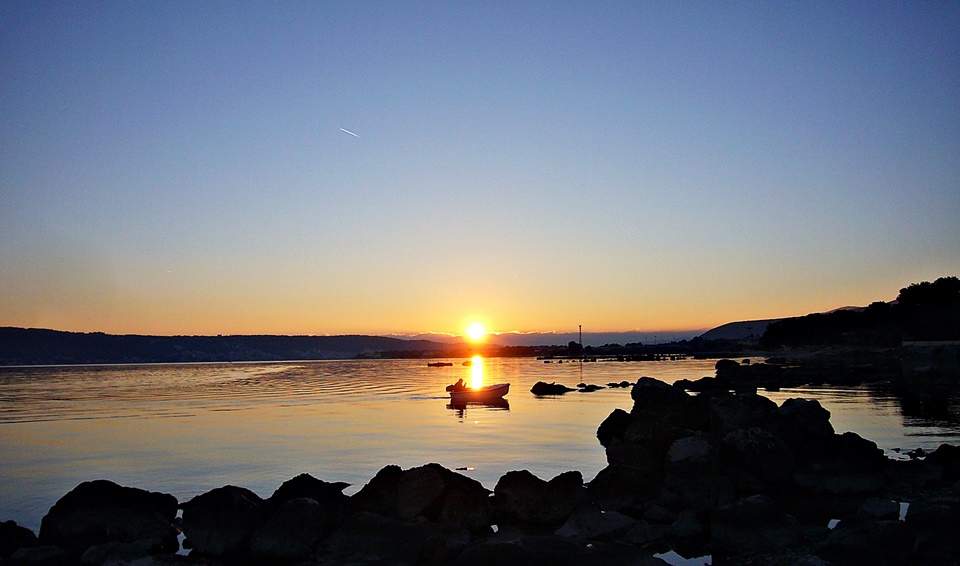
[2,2,958,336]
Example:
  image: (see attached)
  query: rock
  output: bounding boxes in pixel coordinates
[321,511,468,565]
[663,436,734,511]
[348,464,402,517]
[457,534,651,566]
[8,545,71,566]
[578,384,604,392]
[708,392,778,433]
[493,470,587,527]
[530,381,576,395]
[710,494,803,554]
[793,433,887,495]
[0,521,38,559]
[250,497,328,560]
[856,497,901,520]
[905,496,960,563]
[266,472,349,510]
[596,408,632,447]
[79,539,166,565]
[37,480,179,555]
[630,377,689,412]
[586,463,662,511]
[719,427,795,490]
[554,504,635,540]
[818,516,914,565]
[352,463,492,532]
[926,443,960,481]
[667,509,704,539]
[775,398,835,458]
[455,534,587,566]
[179,485,264,557]
[673,375,731,393]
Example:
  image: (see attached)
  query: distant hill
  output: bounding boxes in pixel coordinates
[698,319,782,342]
[0,328,445,366]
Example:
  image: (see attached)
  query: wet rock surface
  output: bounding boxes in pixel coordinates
[4,361,960,564]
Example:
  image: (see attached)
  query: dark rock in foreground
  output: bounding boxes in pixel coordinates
[180,485,264,557]
[38,479,178,556]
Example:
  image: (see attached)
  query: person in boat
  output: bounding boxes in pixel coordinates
[445,378,467,392]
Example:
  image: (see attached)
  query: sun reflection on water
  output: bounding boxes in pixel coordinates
[470,355,483,389]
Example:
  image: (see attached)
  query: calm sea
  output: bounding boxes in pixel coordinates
[1,357,958,532]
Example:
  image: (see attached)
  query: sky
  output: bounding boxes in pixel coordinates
[2,2,958,338]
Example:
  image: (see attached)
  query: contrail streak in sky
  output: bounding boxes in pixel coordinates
[340,128,360,138]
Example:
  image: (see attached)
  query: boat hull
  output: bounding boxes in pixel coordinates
[449,383,510,402]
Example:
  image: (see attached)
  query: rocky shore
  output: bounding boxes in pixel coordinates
[3,363,959,565]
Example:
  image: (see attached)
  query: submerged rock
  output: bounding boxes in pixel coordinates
[530,381,576,395]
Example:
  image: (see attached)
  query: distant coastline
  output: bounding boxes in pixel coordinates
[0,327,718,367]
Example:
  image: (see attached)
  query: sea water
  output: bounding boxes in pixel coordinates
[1,357,958,532]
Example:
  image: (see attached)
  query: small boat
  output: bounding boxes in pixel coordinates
[427,362,454,367]
[447,382,510,403]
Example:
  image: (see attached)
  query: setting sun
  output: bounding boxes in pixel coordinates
[466,323,486,341]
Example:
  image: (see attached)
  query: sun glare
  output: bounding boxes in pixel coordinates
[470,355,483,389]
[466,322,486,341]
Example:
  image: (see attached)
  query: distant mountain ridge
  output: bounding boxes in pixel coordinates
[0,328,445,366]
[697,319,784,341]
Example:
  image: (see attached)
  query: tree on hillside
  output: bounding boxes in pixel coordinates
[759,277,959,348]
[897,276,960,341]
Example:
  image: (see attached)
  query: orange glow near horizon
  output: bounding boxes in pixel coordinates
[470,355,483,389]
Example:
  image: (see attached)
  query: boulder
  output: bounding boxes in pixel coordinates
[663,436,734,511]
[179,485,264,557]
[586,463,662,512]
[710,494,803,554]
[596,408,632,447]
[493,470,587,527]
[793,433,887,495]
[719,427,795,490]
[775,398,835,459]
[667,509,704,539]
[321,511,469,565]
[351,463,491,532]
[37,480,178,555]
[925,443,960,482]
[905,496,960,563]
[79,539,167,565]
[554,504,635,540]
[530,381,576,395]
[456,533,651,566]
[708,392,778,433]
[0,521,38,559]
[8,545,71,566]
[856,497,901,521]
[266,473,349,510]
[818,516,914,565]
[630,377,689,412]
[250,497,329,560]
[348,464,402,517]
